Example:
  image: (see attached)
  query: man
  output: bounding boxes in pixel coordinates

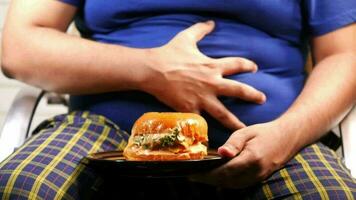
[0,0,355,199]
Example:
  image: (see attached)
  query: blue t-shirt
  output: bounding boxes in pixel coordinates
[60,0,356,147]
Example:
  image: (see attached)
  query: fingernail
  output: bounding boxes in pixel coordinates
[206,20,214,25]
[260,93,267,104]
[224,144,235,152]
[252,64,258,73]
[218,144,237,156]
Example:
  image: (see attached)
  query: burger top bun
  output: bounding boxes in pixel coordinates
[131,112,208,143]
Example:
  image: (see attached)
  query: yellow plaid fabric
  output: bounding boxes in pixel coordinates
[0,112,355,199]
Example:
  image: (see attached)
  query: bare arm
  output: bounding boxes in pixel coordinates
[1,0,149,93]
[1,0,266,130]
[193,23,356,188]
[278,23,356,152]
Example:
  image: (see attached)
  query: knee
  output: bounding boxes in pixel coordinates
[324,185,356,199]
[0,165,36,199]
[298,184,356,199]
[0,159,59,199]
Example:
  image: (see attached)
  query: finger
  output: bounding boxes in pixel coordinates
[218,131,253,157]
[180,20,215,42]
[214,57,258,76]
[202,96,246,130]
[217,79,266,104]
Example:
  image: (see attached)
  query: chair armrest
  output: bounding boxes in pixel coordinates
[340,105,356,178]
[0,86,44,162]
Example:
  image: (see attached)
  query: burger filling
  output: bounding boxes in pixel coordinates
[131,127,205,153]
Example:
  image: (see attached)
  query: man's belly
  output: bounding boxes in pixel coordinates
[69,72,305,148]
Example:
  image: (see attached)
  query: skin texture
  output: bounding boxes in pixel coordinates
[2,0,356,189]
[192,24,356,188]
[1,0,265,130]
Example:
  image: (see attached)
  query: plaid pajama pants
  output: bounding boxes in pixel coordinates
[0,112,355,199]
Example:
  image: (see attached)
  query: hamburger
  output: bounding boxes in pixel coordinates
[123,112,208,161]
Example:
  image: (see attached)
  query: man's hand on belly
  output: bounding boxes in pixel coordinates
[139,21,266,130]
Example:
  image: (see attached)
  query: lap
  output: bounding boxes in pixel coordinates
[0,112,355,200]
[97,143,356,200]
[236,143,356,199]
[0,111,129,200]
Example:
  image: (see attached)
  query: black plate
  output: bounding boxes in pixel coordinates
[82,150,230,178]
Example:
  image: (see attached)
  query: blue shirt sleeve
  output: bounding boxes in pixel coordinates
[304,0,356,36]
[57,0,83,7]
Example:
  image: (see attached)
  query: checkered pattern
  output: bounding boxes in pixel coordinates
[248,143,356,199]
[0,112,355,199]
[0,112,129,199]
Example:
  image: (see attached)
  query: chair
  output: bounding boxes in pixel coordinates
[0,85,67,161]
[0,85,355,178]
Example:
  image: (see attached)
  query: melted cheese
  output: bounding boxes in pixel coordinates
[189,143,207,154]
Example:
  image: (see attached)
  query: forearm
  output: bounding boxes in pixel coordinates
[277,52,356,152]
[2,26,149,94]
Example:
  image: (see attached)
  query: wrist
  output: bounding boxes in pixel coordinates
[135,47,163,92]
[116,47,158,91]
[275,110,330,153]
[272,117,306,157]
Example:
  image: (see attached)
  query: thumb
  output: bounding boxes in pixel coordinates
[180,20,215,42]
[218,131,252,157]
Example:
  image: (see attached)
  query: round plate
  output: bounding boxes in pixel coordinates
[82,150,230,178]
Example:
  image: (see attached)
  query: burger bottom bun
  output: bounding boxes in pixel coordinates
[123,149,206,161]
